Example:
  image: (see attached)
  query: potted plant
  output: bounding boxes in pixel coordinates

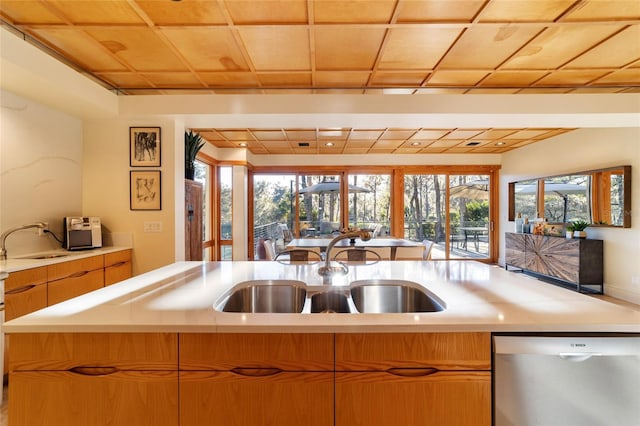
[565,224,575,239]
[570,220,590,238]
[185,130,205,180]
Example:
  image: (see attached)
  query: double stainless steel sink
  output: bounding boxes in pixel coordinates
[215,279,445,314]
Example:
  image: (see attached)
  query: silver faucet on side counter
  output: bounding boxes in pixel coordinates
[0,222,48,260]
[318,230,372,280]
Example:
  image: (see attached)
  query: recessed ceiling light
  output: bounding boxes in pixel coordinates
[495,141,506,146]
[325,142,334,147]
[410,142,421,146]
[238,142,247,147]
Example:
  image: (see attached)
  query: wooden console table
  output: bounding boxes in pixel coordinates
[505,233,603,294]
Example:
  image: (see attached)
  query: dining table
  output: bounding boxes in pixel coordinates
[287,237,423,260]
[458,226,489,252]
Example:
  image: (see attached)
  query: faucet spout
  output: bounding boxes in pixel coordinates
[318,230,372,280]
[0,222,48,260]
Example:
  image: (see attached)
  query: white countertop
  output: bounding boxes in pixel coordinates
[0,246,131,273]
[2,260,639,334]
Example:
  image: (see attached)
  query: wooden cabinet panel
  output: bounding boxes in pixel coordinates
[180,371,333,426]
[9,370,178,426]
[336,371,491,426]
[335,332,491,371]
[180,333,334,371]
[505,233,526,269]
[4,266,46,292]
[185,179,203,261]
[104,249,132,286]
[47,268,104,305]
[505,233,603,292]
[9,333,178,372]
[47,256,104,282]
[4,282,47,321]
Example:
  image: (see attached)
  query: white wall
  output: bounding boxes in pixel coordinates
[0,90,83,256]
[500,127,640,304]
[83,118,181,275]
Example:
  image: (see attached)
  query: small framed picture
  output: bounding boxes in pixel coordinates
[130,127,161,167]
[130,170,161,210]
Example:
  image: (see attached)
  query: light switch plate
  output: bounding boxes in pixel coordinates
[143,221,162,233]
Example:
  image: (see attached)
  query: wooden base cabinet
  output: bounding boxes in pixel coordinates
[8,332,491,426]
[10,370,178,426]
[505,232,603,293]
[8,333,179,426]
[179,333,335,426]
[105,249,133,286]
[336,371,490,426]
[180,371,334,426]
[47,255,105,305]
[335,332,492,426]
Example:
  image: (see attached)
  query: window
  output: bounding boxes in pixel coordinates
[252,174,296,259]
[194,159,211,260]
[219,166,233,260]
[348,174,391,236]
[404,173,491,260]
[298,174,341,237]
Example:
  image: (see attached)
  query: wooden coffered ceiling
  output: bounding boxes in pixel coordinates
[192,127,575,154]
[1,0,638,154]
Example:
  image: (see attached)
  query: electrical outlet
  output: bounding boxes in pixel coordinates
[39,222,49,236]
[143,221,162,233]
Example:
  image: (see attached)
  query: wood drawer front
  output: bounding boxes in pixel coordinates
[47,255,104,282]
[335,371,491,426]
[105,259,132,286]
[335,332,491,371]
[180,371,334,426]
[9,333,178,371]
[4,282,47,321]
[47,268,104,305]
[104,249,132,268]
[180,333,334,371]
[4,266,47,292]
[9,370,178,426]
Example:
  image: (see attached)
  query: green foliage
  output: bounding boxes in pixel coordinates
[571,220,590,231]
[465,200,489,225]
[185,130,205,170]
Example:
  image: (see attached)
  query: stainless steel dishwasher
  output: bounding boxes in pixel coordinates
[494,335,640,426]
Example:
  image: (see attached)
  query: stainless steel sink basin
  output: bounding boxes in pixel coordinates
[310,291,351,313]
[217,280,307,313]
[16,253,70,260]
[349,280,445,313]
[215,279,445,314]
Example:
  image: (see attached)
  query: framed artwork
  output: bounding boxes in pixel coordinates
[130,127,161,167]
[130,170,161,210]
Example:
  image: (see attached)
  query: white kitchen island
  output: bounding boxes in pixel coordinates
[2,260,639,426]
[3,260,639,333]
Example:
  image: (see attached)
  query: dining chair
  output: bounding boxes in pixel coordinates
[422,240,434,260]
[394,245,427,260]
[332,248,384,264]
[274,248,323,264]
[262,239,277,260]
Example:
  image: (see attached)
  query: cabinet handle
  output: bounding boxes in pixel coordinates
[109,261,127,268]
[386,367,439,377]
[69,270,89,279]
[5,284,37,295]
[69,366,119,376]
[230,367,283,377]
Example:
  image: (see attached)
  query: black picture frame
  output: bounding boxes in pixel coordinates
[130,127,161,167]
[130,170,161,210]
